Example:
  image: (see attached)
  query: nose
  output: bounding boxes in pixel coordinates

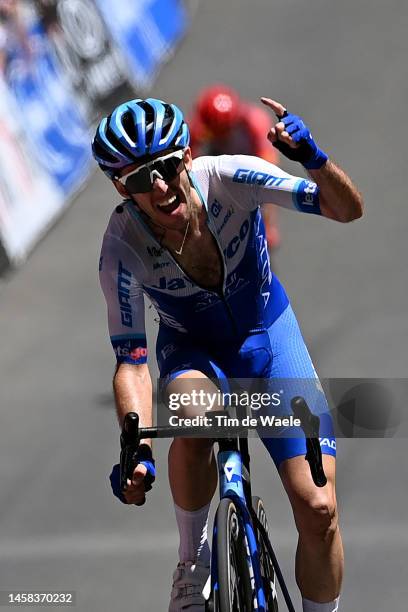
[152,176,169,193]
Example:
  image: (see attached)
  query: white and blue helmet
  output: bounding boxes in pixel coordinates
[92,98,190,177]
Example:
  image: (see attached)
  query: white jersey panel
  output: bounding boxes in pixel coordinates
[99,154,321,364]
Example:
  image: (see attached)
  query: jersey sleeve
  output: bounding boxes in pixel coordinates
[216,154,321,215]
[99,234,148,365]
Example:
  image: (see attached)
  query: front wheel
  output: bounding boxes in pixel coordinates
[252,496,279,612]
[214,498,253,612]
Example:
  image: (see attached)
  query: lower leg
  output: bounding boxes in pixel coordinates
[296,524,344,602]
[169,438,217,565]
[168,438,217,510]
[280,455,344,606]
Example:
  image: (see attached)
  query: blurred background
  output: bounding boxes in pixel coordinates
[0,1,407,610]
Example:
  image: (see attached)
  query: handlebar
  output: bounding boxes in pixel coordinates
[120,397,327,488]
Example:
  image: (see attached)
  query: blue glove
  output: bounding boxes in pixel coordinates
[110,463,127,503]
[110,445,156,505]
[272,111,328,169]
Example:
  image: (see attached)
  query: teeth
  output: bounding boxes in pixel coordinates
[158,195,177,208]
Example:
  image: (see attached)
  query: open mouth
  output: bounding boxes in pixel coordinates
[156,194,181,214]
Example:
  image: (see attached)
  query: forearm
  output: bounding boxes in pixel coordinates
[112,363,154,503]
[113,363,153,434]
[309,160,364,223]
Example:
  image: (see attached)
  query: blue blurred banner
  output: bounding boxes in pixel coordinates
[0,0,190,268]
[5,19,91,196]
[0,77,63,264]
[95,0,188,89]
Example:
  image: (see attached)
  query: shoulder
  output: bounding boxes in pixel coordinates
[193,154,287,186]
[99,201,148,275]
[192,155,218,173]
[100,203,128,251]
[192,154,255,187]
[212,154,286,181]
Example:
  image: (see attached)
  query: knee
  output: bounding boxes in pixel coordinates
[293,491,338,542]
[171,437,214,457]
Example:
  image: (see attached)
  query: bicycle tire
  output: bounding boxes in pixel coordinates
[214,498,254,612]
[252,496,279,612]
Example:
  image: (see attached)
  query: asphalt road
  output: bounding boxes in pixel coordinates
[1,1,407,611]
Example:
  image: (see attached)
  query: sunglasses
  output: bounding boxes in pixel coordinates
[116,150,185,193]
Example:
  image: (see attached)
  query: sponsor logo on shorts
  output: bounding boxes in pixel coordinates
[319,438,336,450]
[161,343,178,360]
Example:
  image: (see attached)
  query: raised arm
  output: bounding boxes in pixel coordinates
[307,160,363,222]
[261,97,363,223]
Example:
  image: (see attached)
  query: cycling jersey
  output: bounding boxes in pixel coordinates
[99,153,335,467]
[99,154,321,365]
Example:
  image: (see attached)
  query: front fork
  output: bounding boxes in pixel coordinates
[207,450,266,611]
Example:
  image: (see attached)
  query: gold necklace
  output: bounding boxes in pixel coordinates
[174,220,190,255]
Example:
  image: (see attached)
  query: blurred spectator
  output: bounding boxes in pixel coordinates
[35,0,131,120]
[0,0,31,74]
[189,84,281,251]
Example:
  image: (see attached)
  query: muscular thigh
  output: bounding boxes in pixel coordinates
[259,304,337,468]
[156,328,229,420]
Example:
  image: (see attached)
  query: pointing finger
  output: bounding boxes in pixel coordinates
[260,97,287,120]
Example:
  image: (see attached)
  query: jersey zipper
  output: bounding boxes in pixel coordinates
[125,188,241,338]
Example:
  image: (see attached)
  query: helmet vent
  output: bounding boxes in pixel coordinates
[107,125,136,162]
[139,101,155,147]
[161,106,174,140]
[122,111,138,145]
[92,139,117,164]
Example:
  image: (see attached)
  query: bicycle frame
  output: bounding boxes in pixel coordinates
[211,437,267,612]
[127,396,326,612]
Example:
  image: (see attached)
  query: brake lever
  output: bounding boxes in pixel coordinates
[291,396,327,487]
[120,412,141,491]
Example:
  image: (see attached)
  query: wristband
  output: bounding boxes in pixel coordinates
[135,444,156,492]
[302,148,328,170]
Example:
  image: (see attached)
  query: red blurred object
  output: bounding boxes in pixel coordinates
[196,84,241,136]
[190,84,281,252]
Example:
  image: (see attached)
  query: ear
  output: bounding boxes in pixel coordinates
[112,179,128,198]
[183,146,193,170]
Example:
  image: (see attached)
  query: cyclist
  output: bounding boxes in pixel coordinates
[189,84,281,252]
[93,97,363,612]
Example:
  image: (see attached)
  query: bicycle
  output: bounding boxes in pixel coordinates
[120,396,327,612]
